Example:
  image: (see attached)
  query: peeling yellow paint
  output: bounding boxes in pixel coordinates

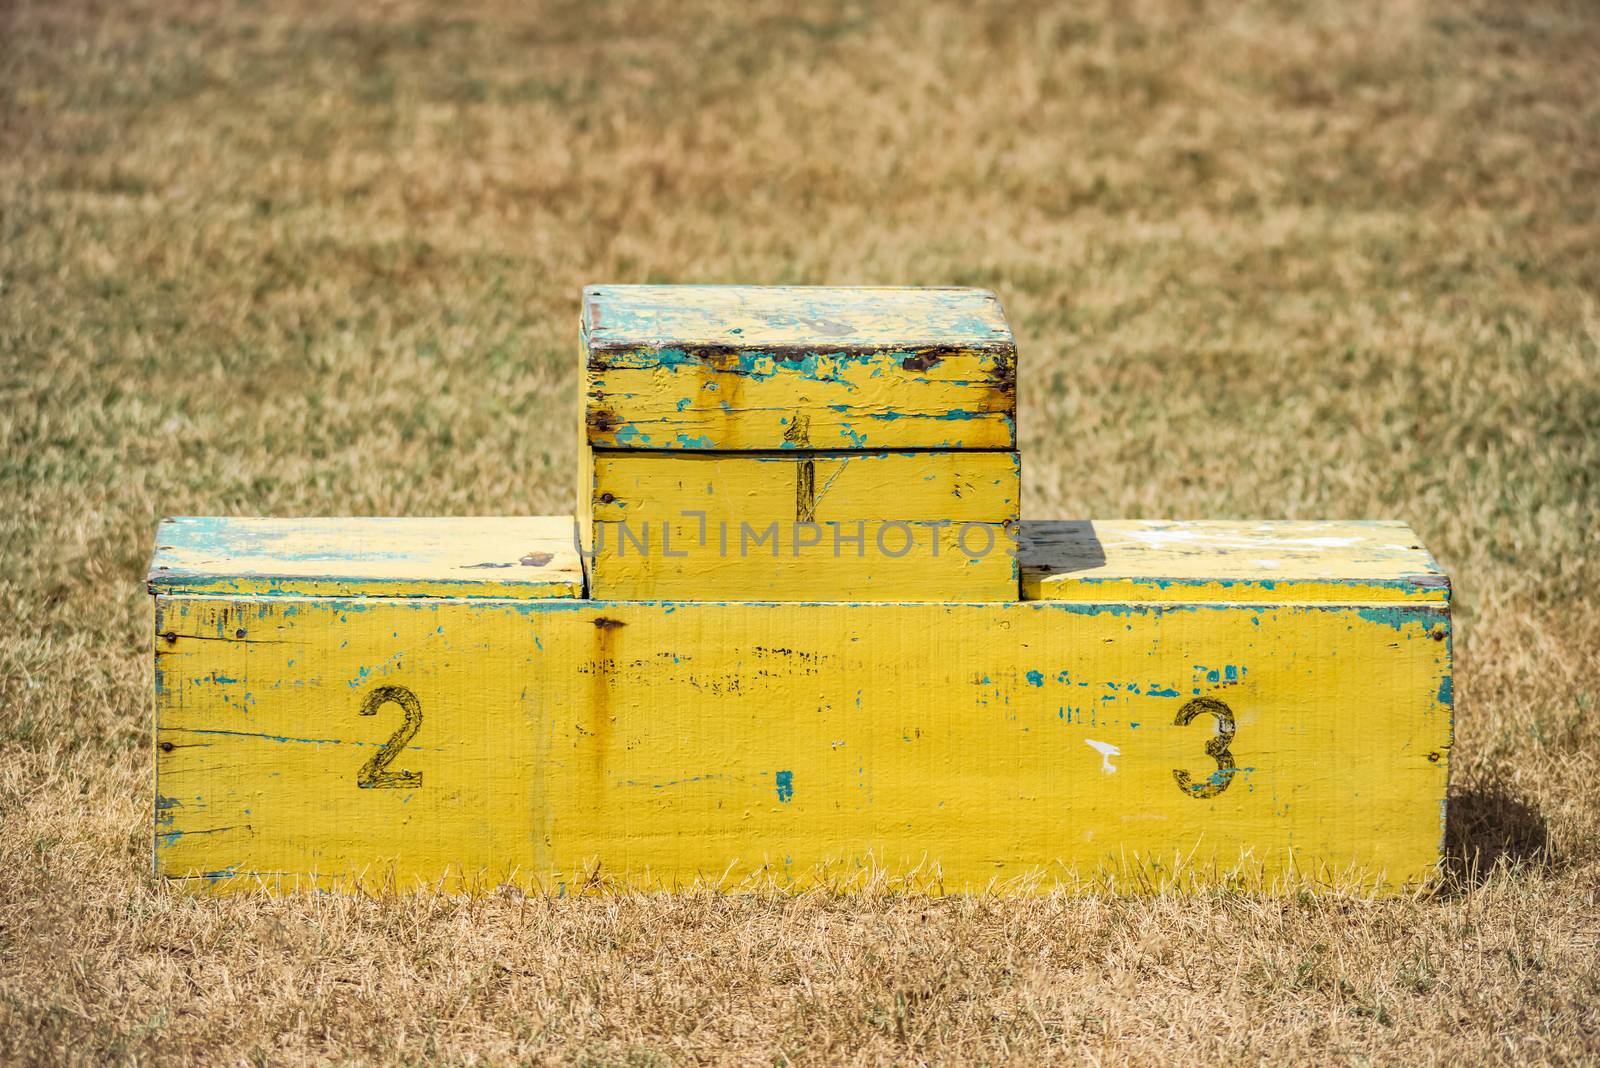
[148,516,582,599]
[150,514,1453,897]
[583,450,1021,601]
[1023,520,1448,603]
[582,286,1017,451]
[153,593,1450,895]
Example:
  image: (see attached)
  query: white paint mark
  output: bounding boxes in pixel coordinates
[1121,528,1364,551]
[1250,558,1282,569]
[813,457,850,507]
[1266,536,1364,547]
[1085,738,1120,773]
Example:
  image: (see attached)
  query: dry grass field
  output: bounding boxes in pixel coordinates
[3,0,1599,1062]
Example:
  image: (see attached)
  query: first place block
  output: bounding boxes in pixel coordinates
[578,285,1021,602]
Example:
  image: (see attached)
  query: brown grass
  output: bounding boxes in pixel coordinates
[2,0,1599,1062]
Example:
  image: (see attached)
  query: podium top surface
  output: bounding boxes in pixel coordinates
[1021,520,1448,604]
[149,516,1447,605]
[583,285,1015,356]
[147,516,583,599]
[580,286,1018,451]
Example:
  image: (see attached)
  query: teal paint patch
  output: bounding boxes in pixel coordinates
[154,518,416,564]
[599,345,944,381]
[615,773,736,790]
[775,770,794,803]
[172,727,430,750]
[869,408,986,422]
[156,572,571,598]
[154,794,182,827]
[157,826,234,849]
[1025,670,1044,687]
[1059,575,1445,598]
[613,424,649,446]
[1355,605,1439,633]
[650,346,698,369]
[1183,765,1256,794]
[1436,675,1453,705]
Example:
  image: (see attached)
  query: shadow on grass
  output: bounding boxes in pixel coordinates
[1440,781,1555,892]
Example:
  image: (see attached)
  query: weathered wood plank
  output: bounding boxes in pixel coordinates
[152,594,1452,896]
[149,516,583,599]
[1022,520,1449,603]
[583,450,1021,601]
[582,286,1017,452]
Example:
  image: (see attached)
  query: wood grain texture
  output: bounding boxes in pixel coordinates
[584,450,1021,601]
[148,516,583,599]
[582,286,1017,451]
[1021,520,1448,603]
[152,592,1451,896]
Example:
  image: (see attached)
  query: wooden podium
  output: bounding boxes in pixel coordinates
[148,288,1452,894]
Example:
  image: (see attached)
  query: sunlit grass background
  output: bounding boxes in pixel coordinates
[3,0,1598,1062]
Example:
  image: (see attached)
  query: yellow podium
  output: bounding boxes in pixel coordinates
[148,289,1452,895]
